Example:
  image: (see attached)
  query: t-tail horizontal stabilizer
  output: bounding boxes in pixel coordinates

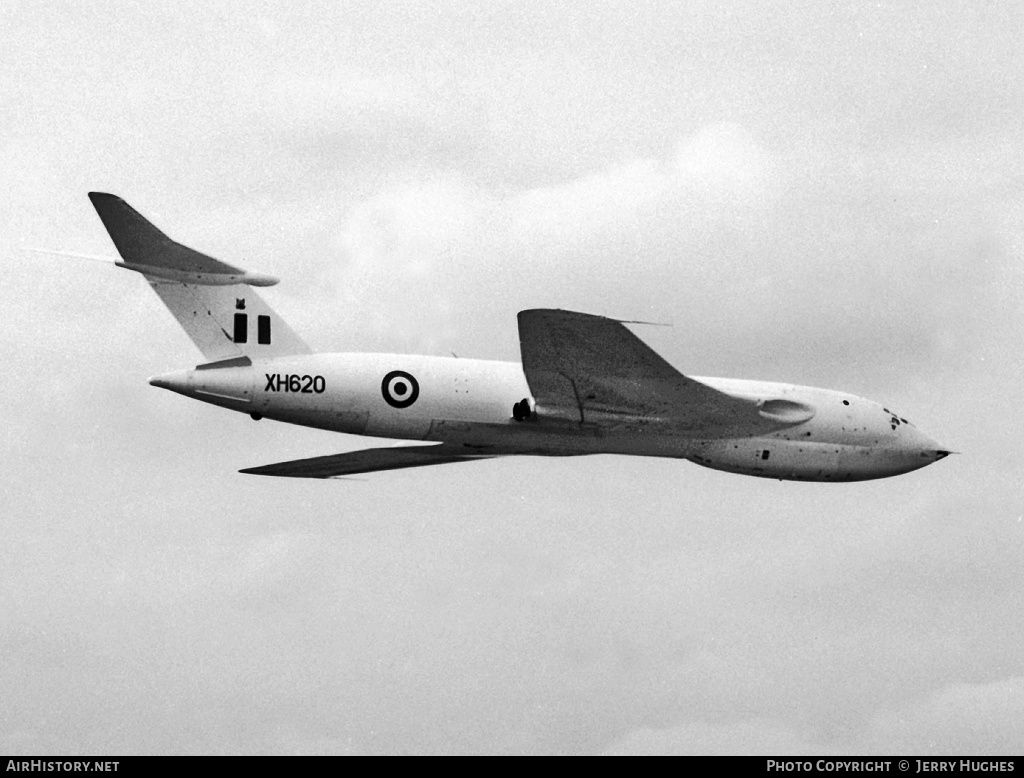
[88,192,278,286]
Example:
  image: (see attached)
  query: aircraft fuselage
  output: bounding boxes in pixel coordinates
[151,353,948,482]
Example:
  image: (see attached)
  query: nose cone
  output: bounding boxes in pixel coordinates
[906,427,954,469]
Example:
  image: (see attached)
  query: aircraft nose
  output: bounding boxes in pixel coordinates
[912,429,954,464]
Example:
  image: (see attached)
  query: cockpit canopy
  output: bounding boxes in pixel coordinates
[883,407,911,430]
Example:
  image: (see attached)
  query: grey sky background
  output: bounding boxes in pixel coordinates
[1,0,1022,755]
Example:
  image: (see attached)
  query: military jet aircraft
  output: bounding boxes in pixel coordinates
[86,193,950,480]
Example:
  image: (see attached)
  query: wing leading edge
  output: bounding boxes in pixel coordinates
[240,444,495,478]
[517,309,805,437]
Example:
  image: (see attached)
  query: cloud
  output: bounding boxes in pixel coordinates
[603,718,840,755]
[327,117,1010,393]
[330,122,784,353]
[858,677,1024,754]
[265,72,484,175]
[603,677,1024,755]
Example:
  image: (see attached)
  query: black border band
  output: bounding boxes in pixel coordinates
[381,370,420,408]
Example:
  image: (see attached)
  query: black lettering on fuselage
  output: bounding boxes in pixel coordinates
[263,374,326,393]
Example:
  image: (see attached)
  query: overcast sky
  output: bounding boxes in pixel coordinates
[2,0,1022,755]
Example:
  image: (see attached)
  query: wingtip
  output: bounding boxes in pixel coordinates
[238,465,273,476]
[616,317,673,327]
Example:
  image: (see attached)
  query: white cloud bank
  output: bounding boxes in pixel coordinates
[332,122,785,354]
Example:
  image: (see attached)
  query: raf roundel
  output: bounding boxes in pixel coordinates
[381,370,420,409]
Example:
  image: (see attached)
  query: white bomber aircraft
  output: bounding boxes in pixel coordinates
[87,192,951,480]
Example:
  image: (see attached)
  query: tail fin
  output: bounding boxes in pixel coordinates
[89,193,311,361]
